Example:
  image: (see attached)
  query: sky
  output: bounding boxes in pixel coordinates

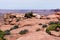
[0,0,60,9]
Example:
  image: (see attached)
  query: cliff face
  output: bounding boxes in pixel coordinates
[0,12,60,40]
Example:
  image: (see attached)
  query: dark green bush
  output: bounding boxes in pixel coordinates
[42,24,47,28]
[10,25,19,30]
[0,30,5,38]
[0,30,6,40]
[55,24,60,32]
[49,21,60,25]
[46,29,51,35]
[24,12,34,18]
[46,24,57,31]
[19,29,29,35]
[49,21,56,25]
[4,30,11,35]
[46,23,60,35]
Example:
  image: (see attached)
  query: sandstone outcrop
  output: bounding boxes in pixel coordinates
[0,12,60,40]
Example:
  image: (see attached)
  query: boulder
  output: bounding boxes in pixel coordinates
[47,14,59,19]
[33,14,41,19]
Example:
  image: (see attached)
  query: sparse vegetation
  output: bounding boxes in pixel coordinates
[10,15,16,18]
[46,29,51,35]
[10,25,19,30]
[24,12,34,18]
[39,23,42,25]
[36,28,40,31]
[49,21,55,25]
[19,29,29,35]
[1,11,60,40]
[0,30,6,40]
[4,30,11,35]
[48,21,59,25]
[42,24,47,28]
[0,30,5,38]
[46,22,60,35]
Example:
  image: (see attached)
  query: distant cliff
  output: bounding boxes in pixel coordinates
[0,9,54,15]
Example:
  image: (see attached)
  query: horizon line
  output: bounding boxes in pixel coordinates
[0,8,60,10]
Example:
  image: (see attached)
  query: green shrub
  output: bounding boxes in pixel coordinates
[46,29,51,35]
[46,23,60,35]
[46,24,57,31]
[49,21,60,25]
[55,24,60,32]
[19,29,29,35]
[24,12,34,18]
[4,30,11,35]
[10,25,19,30]
[49,21,56,25]
[42,24,47,28]
[0,30,5,38]
[0,30,6,40]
